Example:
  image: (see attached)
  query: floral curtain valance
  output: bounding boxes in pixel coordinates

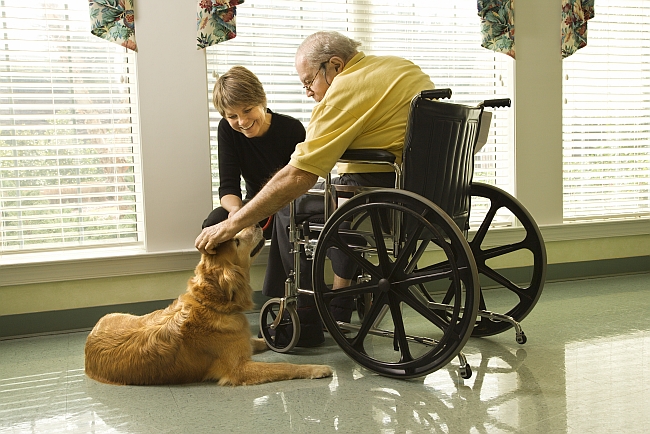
[477,0,595,59]
[477,0,515,58]
[88,0,137,52]
[197,0,244,49]
[87,0,245,52]
[561,0,595,58]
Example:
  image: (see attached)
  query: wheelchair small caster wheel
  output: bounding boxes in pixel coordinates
[259,298,300,353]
[459,365,472,380]
[516,332,527,345]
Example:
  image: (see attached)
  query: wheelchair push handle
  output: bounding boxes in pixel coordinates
[420,88,452,100]
[482,98,511,108]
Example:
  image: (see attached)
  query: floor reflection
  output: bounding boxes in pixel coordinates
[0,332,553,434]
[234,341,550,433]
[1,274,648,433]
[565,329,650,433]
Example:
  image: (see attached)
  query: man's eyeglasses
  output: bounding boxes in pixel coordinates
[302,62,327,92]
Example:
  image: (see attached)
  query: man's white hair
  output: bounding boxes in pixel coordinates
[296,31,361,68]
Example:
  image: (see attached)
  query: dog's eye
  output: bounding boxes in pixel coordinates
[234,238,240,247]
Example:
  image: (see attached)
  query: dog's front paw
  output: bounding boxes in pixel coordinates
[310,365,333,379]
[251,337,269,353]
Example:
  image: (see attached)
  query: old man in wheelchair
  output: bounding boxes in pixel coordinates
[195,30,546,380]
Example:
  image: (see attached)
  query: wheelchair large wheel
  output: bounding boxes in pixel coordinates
[312,189,480,379]
[259,298,300,353]
[468,183,547,337]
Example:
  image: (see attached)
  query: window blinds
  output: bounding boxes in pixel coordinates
[205,0,513,210]
[563,0,650,221]
[0,0,143,253]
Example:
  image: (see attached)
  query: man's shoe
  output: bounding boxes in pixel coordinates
[296,305,324,347]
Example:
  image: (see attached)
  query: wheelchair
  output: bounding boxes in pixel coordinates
[259,89,546,380]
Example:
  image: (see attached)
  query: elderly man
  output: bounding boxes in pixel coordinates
[196,31,434,346]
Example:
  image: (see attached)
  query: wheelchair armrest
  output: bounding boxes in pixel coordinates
[339,149,396,164]
[420,88,452,100]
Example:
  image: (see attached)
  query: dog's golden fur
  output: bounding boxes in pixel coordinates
[84,225,332,386]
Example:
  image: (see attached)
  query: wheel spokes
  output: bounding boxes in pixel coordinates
[388,293,414,363]
[350,291,390,351]
[472,199,499,247]
[327,230,384,281]
[478,264,533,299]
[319,279,378,301]
[396,287,462,338]
[398,269,455,288]
[369,207,392,275]
[391,213,427,279]
[479,241,530,261]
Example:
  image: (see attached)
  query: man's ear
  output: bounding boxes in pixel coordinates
[330,56,345,73]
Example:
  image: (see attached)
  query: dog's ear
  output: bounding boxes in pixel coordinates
[215,265,242,301]
[213,264,254,311]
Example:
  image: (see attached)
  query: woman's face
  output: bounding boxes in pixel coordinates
[223,105,269,138]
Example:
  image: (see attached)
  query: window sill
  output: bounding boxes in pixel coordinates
[0,218,647,287]
[481,216,649,247]
[0,247,201,287]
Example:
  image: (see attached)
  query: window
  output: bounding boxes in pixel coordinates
[205,0,513,209]
[563,1,650,222]
[0,1,143,253]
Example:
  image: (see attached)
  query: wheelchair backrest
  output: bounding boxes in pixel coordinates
[402,93,483,232]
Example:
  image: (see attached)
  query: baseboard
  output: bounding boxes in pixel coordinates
[1,256,647,340]
[545,255,648,282]
[0,291,275,340]
[0,300,174,340]
[480,256,649,289]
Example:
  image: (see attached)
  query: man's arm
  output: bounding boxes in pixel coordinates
[195,164,318,254]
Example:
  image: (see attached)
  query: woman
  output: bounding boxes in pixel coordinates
[202,66,306,238]
[203,67,306,307]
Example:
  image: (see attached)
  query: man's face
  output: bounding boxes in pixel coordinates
[296,56,330,103]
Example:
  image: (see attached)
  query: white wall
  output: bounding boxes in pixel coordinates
[135,0,214,252]
[515,1,564,225]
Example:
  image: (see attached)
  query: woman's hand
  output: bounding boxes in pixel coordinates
[227,206,241,219]
[220,194,243,216]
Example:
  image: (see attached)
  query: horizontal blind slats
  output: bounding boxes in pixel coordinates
[206,0,513,228]
[0,0,144,253]
[562,1,650,222]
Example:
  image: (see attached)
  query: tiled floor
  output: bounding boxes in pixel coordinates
[1,273,648,433]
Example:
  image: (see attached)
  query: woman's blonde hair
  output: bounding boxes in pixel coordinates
[212,66,267,116]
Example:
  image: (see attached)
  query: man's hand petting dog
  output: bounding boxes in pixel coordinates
[195,220,239,254]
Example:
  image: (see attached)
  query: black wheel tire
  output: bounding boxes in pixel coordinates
[259,298,300,353]
[469,183,547,337]
[312,189,480,379]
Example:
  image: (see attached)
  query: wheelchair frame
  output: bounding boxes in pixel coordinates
[259,89,547,380]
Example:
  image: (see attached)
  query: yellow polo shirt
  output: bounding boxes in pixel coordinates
[289,52,434,178]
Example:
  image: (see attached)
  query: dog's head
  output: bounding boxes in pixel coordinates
[192,225,265,312]
[206,224,265,268]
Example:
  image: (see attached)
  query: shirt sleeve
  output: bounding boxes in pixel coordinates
[289,104,363,178]
[217,119,244,199]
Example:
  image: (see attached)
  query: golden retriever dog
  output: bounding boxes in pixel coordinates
[85,225,332,386]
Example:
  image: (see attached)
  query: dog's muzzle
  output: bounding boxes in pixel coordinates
[250,238,265,257]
